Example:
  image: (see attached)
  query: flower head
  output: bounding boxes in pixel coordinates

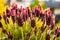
[11,2,17,9]
[55,27,60,37]
[17,17,23,27]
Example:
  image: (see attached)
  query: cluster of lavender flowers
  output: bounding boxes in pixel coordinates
[0,3,60,40]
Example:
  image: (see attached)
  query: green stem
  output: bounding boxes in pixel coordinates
[21,27,24,40]
[36,35,37,40]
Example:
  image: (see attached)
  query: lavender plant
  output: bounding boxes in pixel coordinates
[0,4,59,40]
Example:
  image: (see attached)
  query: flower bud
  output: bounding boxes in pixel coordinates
[41,25,46,33]
[46,34,50,40]
[27,31,31,39]
[34,27,37,35]
[31,19,36,28]
[0,22,3,28]
[46,16,51,26]
[8,31,13,40]
[2,27,7,34]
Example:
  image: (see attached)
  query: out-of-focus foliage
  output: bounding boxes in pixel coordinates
[39,1,47,9]
[30,0,39,9]
[30,0,47,9]
[0,0,6,15]
[56,21,60,27]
